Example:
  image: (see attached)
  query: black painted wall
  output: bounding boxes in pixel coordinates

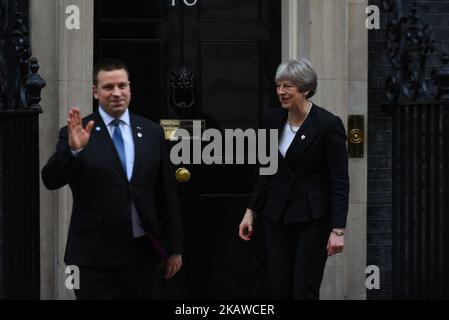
[368,0,449,299]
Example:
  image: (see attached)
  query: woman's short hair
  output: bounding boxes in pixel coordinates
[275,58,318,99]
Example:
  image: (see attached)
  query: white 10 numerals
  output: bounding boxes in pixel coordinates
[172,0,198,7]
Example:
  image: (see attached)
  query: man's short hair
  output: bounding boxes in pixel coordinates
[93,58,129,86]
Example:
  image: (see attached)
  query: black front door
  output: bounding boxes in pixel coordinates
[94,0,281,299]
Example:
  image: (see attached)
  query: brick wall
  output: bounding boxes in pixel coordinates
[367,0,449,299]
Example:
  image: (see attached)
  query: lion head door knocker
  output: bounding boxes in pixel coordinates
[170,67,195,109]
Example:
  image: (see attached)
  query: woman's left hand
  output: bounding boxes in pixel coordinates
[327,230,345,256]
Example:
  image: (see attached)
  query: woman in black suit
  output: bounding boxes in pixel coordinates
[239,59,349,300]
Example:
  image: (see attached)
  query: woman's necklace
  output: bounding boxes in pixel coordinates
[288,102,312,134]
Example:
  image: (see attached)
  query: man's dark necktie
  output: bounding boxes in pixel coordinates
[111,119,127,172]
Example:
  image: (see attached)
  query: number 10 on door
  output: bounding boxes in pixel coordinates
[172,0,198,7]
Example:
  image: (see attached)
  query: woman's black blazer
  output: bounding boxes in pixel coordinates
[247,104,349,228]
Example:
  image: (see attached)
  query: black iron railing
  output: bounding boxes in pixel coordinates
[382,0,449,299]
[0,0,45,299]
[390,101,449,299]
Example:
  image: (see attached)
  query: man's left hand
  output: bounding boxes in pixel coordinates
[164,254,182,279]
[327,230,345,256]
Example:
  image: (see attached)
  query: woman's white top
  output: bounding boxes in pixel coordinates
[279,123,299,157]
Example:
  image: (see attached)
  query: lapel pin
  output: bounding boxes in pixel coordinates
[96,126,101,132]
[137,132,143,138]
[301,135,306,140]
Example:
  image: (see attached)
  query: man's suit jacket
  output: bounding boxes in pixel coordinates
[247,104,349,228]
[42,110,182,266]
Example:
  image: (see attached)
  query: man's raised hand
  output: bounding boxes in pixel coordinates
[67,107,94,151]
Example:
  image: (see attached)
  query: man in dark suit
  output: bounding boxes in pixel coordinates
[42,59,182,299]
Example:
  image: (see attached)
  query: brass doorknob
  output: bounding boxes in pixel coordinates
[176,168,191,182]
[349,128,364,144]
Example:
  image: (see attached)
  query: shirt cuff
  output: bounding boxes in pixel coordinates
[71,148,83,156]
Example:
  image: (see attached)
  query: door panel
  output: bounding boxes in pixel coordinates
[97,40,165,121]
[200,41,261,129]
[98,1,165,20]
[199,1,261,21]
[95,0,280,299]
[198,195,269,299]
